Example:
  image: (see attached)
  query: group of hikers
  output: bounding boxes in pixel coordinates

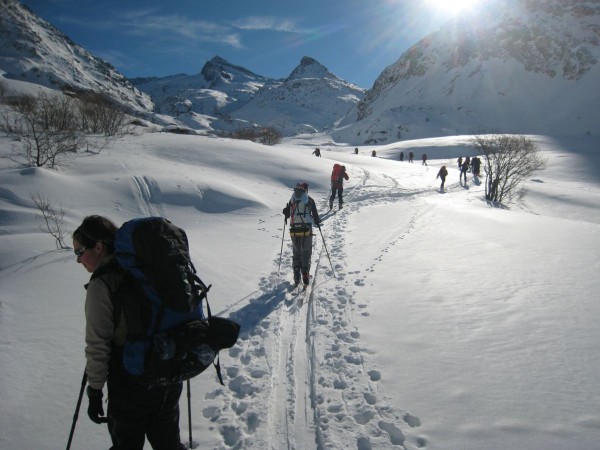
[398,151,429,165]
[436,155,482,190]
[74,142,488,449]
[315,146,482,194]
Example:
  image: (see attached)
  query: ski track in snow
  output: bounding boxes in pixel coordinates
[202,168,432,450]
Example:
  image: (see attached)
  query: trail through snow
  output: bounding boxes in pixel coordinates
[205,166,429,450]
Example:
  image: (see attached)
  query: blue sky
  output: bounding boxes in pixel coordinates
[20,0,473,88]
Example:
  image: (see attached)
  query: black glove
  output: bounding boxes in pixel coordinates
[87,386,108,424]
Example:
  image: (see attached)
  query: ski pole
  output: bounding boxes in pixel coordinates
[277,218,287,277]
[187,380,193,449]
[66,370,87,450]
[317,224,336,278]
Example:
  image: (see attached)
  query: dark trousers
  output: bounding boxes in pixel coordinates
[107,380,185,450]
[330,187,344,207]
[291,234,313,274]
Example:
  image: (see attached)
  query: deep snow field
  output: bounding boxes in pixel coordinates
[1,129,599,450]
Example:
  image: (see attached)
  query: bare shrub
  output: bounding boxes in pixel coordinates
[77,92,129,136]
[473,134,546,204]
[257,127,282,145]
[224,126,282,145]
[31,192,70,249]
[4,93,83,167]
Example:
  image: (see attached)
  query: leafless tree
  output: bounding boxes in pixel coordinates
[257,127,282,145]
[76,92,130,137]
[473,134,546,204]
[31,192,70,249]
[4,93,83,167]
[224,126,282,145]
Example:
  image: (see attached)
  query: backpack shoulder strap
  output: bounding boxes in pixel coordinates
[88,259,126,333]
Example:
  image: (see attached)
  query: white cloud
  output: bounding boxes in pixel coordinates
[231,16,307,33]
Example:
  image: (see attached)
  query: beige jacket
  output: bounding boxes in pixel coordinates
[84,255,127,390]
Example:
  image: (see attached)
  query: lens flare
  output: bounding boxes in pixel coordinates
[427,0,481,15]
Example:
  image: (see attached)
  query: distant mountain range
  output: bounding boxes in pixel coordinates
[1,0,598,143]
[130,55,365,136]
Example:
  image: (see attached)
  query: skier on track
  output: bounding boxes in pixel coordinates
[283,183,320,287]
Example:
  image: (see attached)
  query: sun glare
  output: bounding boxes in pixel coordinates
[427,0,480,15]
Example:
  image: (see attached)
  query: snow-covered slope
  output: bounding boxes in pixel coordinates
[1,128,600,449]
[334,0,600,144]
[0,0,153,112]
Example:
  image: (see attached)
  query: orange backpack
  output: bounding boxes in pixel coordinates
[331,164,343,184]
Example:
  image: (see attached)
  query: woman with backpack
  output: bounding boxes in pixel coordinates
[283,183,320,286]
[329,163,349,210]
[73,215,187,450]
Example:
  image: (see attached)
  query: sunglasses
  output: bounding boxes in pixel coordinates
[74,247,88,257]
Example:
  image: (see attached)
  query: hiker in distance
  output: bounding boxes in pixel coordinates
[329,163,349,210]
[436,165,448,191]
[283,183,321,286]
[422,153,428,166]
[73,215,187,450]
[399,151,404,162]
[460,157,470,184]
[312,147,321,157]
[408,151,414,163]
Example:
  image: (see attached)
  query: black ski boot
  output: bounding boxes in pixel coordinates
[302,269,310,286]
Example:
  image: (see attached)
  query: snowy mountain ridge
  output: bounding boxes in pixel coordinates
[132,55,366,136]
[333,0,600,143]
[1,0,598,143]
[0,0,153,112]
[129,56,277,131]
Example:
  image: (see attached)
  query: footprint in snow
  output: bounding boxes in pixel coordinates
[403,413,422,428]
[367,370,381,382]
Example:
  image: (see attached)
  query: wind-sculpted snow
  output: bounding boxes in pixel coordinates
[202,168,429,449]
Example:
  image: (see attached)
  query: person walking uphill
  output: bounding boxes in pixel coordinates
[329,163,349,210]
[436,165,448,191]
[460,158,470,184]
[73,215,187,450]
[283,183,320,286]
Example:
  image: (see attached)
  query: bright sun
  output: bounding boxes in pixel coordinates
[427,0,480,15]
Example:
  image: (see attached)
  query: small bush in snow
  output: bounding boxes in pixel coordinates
[474,134,546,204]
[31,192,70,249]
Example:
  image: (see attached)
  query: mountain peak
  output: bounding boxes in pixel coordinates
[201,55,266,84]
[287,56,334,81]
